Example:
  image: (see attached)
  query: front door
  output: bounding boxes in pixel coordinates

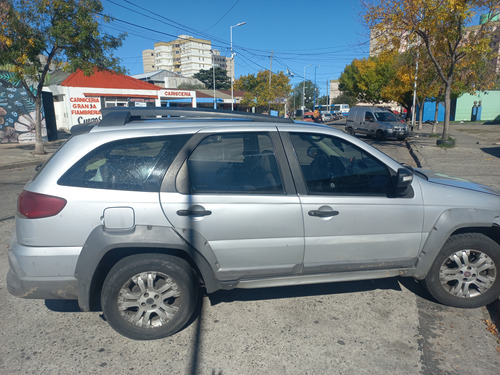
[286,131,424,273]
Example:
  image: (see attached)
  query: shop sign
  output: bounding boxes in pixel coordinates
[163,90,195,98]
[70,96,102,124]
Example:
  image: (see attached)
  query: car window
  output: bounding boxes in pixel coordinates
[178,132,283,194]
[365,111,375,121]
[58,135,190,191]
[289,132,392,196]
[374,111,398,122]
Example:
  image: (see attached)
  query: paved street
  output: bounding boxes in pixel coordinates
[1,127,500,374]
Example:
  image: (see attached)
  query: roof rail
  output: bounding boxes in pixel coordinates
[99,107,294,126]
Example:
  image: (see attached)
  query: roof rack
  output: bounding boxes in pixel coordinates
[99,107,294,127]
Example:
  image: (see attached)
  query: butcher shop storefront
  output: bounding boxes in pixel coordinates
[46,69,162,131]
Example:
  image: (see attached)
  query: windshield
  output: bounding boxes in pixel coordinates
[374,111,399,122]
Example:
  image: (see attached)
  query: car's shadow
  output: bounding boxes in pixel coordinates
[208,276,434,306]
[43,276,434,313]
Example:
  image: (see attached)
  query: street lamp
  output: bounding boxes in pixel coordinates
[313,65,320,110]
[230,22,246,111]
[302,64,312,113]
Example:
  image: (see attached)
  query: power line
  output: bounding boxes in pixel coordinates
[203,0,240,31]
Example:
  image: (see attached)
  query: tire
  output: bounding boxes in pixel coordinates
[375,130,385,141]
[424,233,500,308]
[346,127,355,136]
[101,254,199,340]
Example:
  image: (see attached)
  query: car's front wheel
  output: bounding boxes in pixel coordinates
[101,254,199,340]
[424,233,500,308]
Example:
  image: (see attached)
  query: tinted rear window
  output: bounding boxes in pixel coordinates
[58,135,190,191]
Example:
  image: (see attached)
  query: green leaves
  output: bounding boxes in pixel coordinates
[235,70,292,109]
[0,0,127,152]
[193,67,231,90]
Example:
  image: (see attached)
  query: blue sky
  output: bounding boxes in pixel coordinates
[101,0,371,96]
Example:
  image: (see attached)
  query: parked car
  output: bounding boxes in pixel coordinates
[321,113,333,122]
[346,106,409,140]
[7,107,500,340]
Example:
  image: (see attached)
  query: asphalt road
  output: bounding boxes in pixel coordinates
[0,146,499,374]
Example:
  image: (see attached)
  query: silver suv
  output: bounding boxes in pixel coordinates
[7,107,500,340]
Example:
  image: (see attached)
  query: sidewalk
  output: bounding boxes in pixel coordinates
[408,122,500,190]
[0,131,70,171]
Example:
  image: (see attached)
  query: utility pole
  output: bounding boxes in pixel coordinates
[268,50,273,113]
[230,22,246,111]
[302,64,312,113]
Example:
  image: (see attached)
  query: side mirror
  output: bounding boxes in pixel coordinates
[396,168,413,190]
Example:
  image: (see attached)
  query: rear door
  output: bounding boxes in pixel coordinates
[160,128,304,281]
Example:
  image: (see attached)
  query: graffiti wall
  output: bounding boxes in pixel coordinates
[0,71,47,143]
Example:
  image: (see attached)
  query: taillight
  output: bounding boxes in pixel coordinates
[18,190,67,219]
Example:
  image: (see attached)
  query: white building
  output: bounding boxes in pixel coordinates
[144,35,211,77]
[45,69,161,130]
[143,36,231,78]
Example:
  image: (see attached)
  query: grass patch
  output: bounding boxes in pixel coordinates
[436,137,456,148]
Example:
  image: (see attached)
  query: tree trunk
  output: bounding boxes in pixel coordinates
[442,82,452,140]
[418,99,424,129]
[432,100,439,134]
[34,96,46,155]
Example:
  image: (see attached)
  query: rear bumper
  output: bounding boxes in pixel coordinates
[7,240,80,300]
[7,269,78,300]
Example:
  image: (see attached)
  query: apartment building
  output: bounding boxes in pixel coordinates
[143,35,229,78]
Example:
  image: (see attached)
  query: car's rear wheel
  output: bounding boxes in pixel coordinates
[101,254,198,340]
[424,233,500,308]
[346,127,355,136]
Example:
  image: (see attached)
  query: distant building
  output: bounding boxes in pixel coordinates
[329,80,341,102]
[132,70,204,89]
[143,35,230,78]
[142,49,155,73]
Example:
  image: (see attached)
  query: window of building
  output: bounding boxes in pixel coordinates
[104,97,129,107]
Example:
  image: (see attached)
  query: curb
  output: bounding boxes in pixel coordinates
[0,160,46,171]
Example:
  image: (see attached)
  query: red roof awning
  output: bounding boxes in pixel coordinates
[62,69,162,90]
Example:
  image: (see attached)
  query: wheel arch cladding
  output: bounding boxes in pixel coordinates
[414,208,500,279]
[74,225,223,311]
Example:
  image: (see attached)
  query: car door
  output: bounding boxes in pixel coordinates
[362,110,376,134]
[160,129,304,281]
[284,130,424,274]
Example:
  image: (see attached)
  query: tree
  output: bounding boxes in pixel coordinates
[193,67,230,90]
[363,0,499,140]
[177,82,206,90]
[234,70,291,111]
[339,53,399,104]
[289,80,320,112]
[0,0,125,154]
[332,92,358,108]
[316,95,329,106]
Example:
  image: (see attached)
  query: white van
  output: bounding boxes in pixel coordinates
[346,107,409,140]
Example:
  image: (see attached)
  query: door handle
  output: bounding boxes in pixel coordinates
[177,207,212,217]
[308,210,339,218]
